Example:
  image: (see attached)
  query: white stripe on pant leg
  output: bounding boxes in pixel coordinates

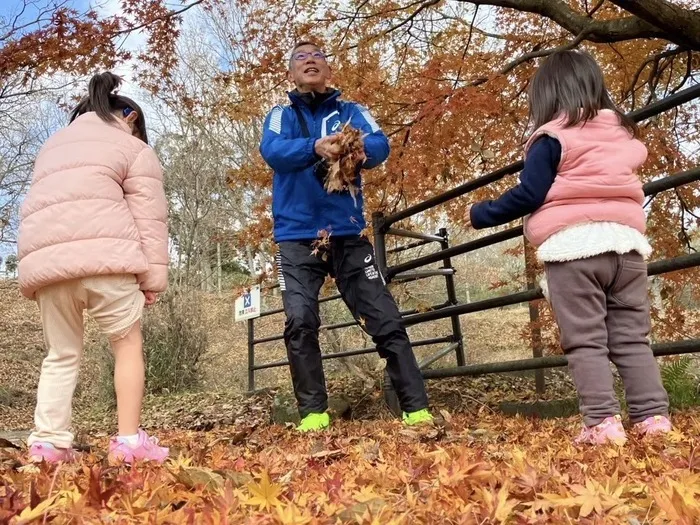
[371,246,386,286]
[276,253,286,291]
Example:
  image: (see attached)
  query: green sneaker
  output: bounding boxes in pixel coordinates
[403,409,434,426]
[297,413,330,432]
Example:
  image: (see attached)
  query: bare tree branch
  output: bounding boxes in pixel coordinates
[112,0,208,36]
[625,46,688,108]
[671,51,694,95]
[495,30,590,80]
[338,0,371,48]
[0,0,71,42]
[454,0,672,45]
[608,0,700,50]
[586,0,605,18]
[452,6,480,88]
[381,0,441,37]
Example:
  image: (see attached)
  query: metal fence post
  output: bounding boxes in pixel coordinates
[440,228,466,366]
[247,318,255,392]
[372,212,389,281]
[247,86,700,391]
[373,211,402,416]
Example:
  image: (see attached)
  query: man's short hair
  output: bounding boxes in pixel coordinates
[289,41,323,69]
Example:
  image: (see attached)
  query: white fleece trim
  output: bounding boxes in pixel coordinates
[537,222,652,263]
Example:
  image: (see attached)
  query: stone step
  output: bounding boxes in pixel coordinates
[0,430,29,448]
[272,393,352,425]
[498,398,579,419]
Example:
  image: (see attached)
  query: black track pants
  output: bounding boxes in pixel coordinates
[277,236,429,417]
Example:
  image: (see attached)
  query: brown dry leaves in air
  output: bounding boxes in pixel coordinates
[3,411,700,523]
[311,229,332,260]
[324,123,367,206]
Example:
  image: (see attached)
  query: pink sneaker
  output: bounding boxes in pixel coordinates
[107,430,169,465]
[634,415,672,436]
[574,415,627,445]
[28,443,75,464]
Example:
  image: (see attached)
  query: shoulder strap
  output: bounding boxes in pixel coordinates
[291,105,310,138]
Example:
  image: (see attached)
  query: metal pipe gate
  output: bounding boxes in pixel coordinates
[246,82,700,394]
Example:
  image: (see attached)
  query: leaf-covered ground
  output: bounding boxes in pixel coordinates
[2,410,700,524]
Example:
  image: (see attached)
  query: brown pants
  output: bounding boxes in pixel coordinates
[545,252,669,426]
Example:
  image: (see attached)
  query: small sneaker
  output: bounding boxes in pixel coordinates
[28,443,74,464]
[634,415,672,436]
[574,415,627,445]
[403,409,434,426]
[108,430,168,465]
[297,413,330,432]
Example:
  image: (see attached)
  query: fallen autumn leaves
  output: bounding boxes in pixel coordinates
[2,411,700,523]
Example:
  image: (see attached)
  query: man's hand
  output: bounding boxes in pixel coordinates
[465,205,473,228]
[143,291,158,306]
[314,136,342,161]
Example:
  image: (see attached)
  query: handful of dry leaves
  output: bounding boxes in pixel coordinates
[324,122,367,205]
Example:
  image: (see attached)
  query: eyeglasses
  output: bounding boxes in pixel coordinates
[123,107,134,117]
[292,51,326,62]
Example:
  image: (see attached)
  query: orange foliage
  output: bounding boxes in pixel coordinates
[203,0,699,342]
[5,0,696,338]
[3,413,700,522]
[0,1,212,82]
[218,1,698,244]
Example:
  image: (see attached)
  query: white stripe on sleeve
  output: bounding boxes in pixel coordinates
[269,106,283,134]
[358,105,380,133]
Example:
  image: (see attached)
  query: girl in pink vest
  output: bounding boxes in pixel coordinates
[18,73,169,463]
[467,50,670,445]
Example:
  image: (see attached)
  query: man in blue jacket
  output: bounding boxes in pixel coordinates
[260,41,432,432]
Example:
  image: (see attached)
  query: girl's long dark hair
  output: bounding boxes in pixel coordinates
[70,72,149,144]
[528,50,637,137]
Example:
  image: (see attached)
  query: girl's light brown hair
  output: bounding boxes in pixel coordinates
[528,50,637,137]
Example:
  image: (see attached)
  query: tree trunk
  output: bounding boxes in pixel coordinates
[608,0,700,50]
[322,330,375,392]
[200,239,212,292]
[184,222,198,287]
[177,222,185,289]
[649,276,665,344]
[217,241,222,296]
[246,245,256,274]
[524,237,545,394]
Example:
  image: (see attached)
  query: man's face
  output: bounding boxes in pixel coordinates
[287,44,331,93]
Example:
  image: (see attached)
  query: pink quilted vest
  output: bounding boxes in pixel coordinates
[523,110,648,247]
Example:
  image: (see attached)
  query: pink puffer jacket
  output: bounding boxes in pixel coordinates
[18,112,168,299]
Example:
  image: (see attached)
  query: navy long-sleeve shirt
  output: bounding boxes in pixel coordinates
[470,136,561,229]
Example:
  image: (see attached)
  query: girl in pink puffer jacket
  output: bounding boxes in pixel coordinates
[18,72,169,464]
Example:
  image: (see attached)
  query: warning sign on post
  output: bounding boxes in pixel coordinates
[234,285,261,322]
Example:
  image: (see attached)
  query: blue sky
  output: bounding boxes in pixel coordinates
[0,0,137,264]
[0,0,91,30]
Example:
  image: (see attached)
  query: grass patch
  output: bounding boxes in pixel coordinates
[661,356,700,411]
[96,290,208,407]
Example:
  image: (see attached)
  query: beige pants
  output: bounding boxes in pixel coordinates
[28,274,145,448]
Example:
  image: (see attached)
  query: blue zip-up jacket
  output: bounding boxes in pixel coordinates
[260,89,390,242]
